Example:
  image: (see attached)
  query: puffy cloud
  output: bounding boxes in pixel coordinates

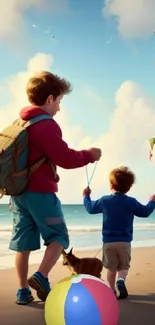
[0,52,54,127]
[80,85,105,110]
[0,0,70,46]
[103,0,155,39]
[54,81,155,203]
[27,53,54,72]
[1,52,155,204]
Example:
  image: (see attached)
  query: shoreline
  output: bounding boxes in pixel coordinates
[1,245,155,271]
[1,243,155,270]
[1,242,155,270]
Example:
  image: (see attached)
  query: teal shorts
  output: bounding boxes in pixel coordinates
[9,192,69,252]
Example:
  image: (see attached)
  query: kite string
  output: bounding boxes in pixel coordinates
[85,161,98,187]
[82,162,102,258]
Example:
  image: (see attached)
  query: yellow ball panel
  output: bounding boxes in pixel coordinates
[45,279,71,325]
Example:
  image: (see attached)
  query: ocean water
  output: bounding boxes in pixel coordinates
[0,203,155,269]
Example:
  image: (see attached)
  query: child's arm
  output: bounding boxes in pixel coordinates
[39,120,99,169]
[131,195,155,218]
[83,188,103,214]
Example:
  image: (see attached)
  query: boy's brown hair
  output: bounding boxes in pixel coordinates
[109,166,136,193]
[26,71,72,106]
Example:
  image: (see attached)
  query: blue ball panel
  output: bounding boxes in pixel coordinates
[64,283,102,325]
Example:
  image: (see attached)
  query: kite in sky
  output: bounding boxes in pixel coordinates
[32,23,55,40]
[106,35,113,45]
[32,24,38,28]
[149,137,155,160]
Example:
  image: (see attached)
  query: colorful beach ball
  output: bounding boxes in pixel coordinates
[45,274,119,325]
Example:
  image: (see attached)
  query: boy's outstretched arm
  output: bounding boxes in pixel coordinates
[39,120,101,169]
[131,195,155,218]
[83,187,103,214]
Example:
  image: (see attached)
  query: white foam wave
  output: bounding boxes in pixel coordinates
[0,223,155,233]
[68,224,155,231]
[134,223,155,229]
[68,225,102,232]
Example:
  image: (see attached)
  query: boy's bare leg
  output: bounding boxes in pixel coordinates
[15,251,30,288]
[107,270,116,291]
[28,242,63,301]
[116,269,129,299]
[117,269,128,281]
[37,242,63,277]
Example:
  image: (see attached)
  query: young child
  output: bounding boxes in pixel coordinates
[9,71,102,305]
[83,166,155,299]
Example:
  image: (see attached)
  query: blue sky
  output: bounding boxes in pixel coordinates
[1,0,155,203]
[1,0,155,137]
[1,0,155,87]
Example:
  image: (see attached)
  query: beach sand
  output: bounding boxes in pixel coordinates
[0,246,155,325]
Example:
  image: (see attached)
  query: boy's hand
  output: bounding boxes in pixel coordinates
[89,148,102,162]
[149,194,155,201]
[83,187,91,197]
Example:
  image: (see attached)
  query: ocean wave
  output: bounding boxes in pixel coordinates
[69,224,155,231]
[0,225,102,232]
[0,223,155,233]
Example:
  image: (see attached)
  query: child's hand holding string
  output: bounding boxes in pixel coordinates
[83,187,91,197]
[149,194,155,201]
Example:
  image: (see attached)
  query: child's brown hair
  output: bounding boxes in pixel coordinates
[109,166,136,194]
[26,71,72,106]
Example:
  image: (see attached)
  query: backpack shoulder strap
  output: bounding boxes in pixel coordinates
[25,114,56,177]
[24,114,53,128]
[12,114,57,179]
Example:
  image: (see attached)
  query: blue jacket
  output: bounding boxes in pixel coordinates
[83,192,155,243]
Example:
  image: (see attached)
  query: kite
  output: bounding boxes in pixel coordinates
[149,137,155,160]
[106,35,113,45]
[32,24,39,28]
[31,23,56,41]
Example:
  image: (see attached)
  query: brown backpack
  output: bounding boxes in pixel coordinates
[0,114,58,198]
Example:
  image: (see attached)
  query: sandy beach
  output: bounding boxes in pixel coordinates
[0,246,155,325]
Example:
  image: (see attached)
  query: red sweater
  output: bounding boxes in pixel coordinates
[20,106,95,193]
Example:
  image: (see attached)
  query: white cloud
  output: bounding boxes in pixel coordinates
[80,85,105,109]
[27,53,54,72]
[0,0,70,46]
[1,52,155,204]
[103,0,155,39]
[0,53,54,127]
[58,80,155,203]
[78,84,110,120]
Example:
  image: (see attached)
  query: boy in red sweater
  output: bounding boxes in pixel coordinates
[9,71,101,304]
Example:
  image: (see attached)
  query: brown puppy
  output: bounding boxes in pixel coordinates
[62,248,103,278]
